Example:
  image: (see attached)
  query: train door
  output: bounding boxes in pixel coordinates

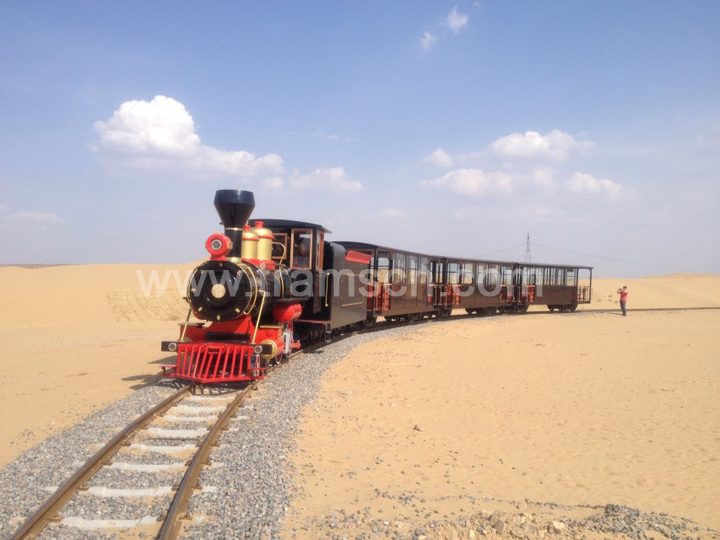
[407,255,419,310]
[290,228,314,313]
[445,261,461,308]
[418,257,429,312]
[430,259,444,308]
[374,251,392,313]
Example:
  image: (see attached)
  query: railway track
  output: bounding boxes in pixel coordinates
[9,385,254,540]
[9,304,717,539]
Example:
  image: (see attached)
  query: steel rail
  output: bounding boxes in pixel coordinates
[9,386,191,540]
[157,384,254,540]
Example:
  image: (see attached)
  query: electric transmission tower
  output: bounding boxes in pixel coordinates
[524,232,532,263]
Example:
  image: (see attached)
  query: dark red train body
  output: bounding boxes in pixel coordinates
[161,190,592,384]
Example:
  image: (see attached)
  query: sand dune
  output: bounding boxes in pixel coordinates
[0,264,193,328]
[0,263,193,465]
[580,274,720,310]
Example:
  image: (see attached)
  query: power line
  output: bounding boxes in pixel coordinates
[533,242,720,274]
[475,242,526,259]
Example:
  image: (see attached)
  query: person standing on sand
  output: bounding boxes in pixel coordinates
[617,286,628,316]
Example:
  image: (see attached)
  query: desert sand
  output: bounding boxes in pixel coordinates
[579,274,720,311]
[282,277,720,538]
[1,266,719,538]
[0,263,193,465]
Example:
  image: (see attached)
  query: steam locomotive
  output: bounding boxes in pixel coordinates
[161,190,592,384]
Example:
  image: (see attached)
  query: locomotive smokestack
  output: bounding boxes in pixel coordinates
[214,190,255,259]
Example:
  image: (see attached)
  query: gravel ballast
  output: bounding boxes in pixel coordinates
[2,320,717,540]
[0,325,419,540]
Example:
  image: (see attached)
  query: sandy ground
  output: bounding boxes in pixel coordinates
[283,288,720,537]
[580,274,720,311]
[1,265,718,536]
[0,264,192,465]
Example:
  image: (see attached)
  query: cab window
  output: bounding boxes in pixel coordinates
[272,233,287,264]
[291,229,313,269]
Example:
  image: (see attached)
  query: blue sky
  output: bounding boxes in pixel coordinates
[1,1,719,276]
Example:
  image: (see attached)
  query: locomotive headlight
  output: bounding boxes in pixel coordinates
[205,233,233,258]
[211,283,227,299]
[168,342,178,352]
[254,345,263,354]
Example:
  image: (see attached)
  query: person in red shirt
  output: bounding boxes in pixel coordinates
[617,286,628,316]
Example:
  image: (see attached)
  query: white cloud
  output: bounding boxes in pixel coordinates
[421,168,513,197]
[490,129,595,161]
[566,172,623,200]
[289,167,363,193]
[528,167,556,189]
[424,148,454,167]
[420,31,437,51]
[93,95,283,179]
[446,7,469,34]
[261,177,285,190]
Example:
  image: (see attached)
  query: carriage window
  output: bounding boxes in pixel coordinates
[377,252,391,283]
[461,263,474,284]
[567,268,577,286]
[290,229,313,269]
[528,267,537,285]
[555,268,566,286]
[271,233,287,263]
[544,267,552,286]
[447,262,460,284]
[502,266,513,286]
[485,265,499,287]
[476,263,487,284]
[408,256,418,284]
[419,257,429,284]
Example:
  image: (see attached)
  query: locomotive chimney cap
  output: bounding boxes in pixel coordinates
[214,190,255,229]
